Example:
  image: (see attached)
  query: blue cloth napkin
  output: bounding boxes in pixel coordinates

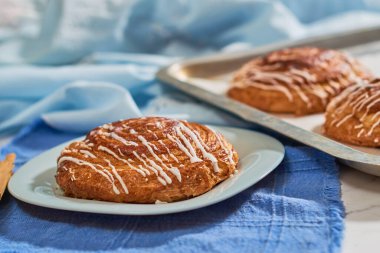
[0,119,344,253]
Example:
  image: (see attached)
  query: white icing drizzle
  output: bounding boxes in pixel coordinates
[79,150,96,158]
[361,97,380,121]
[98,145,148,176]
[138,136,164,164]
[175,127,202,162]
[167,133,201,163]
[306,84,329,105]
[245,81,293,101]
[324,85,336,95]
[105,159,129,194]
[122,153,150,175]
[371,111,380,121]
[157,177,167,186]
[146,129,159,138]
[329,80,342,91]
[367,118,380,136]
[357,128,365,138]
[68,167,76,181]
[132,151,168,186]
[161,154,169,162]
[169,167,181,182]
[242,63,357,107]
[169,154,179,163]
[129,129,137,134]
[149,142,159,151]
[158,140,180,163]
[288,82,312,108]
[331,87,364,126]
[335,114,354,127]
[351,93,368,109]
[289,68,316,82]
[103,132,138,146]
[331,85,362,117]
[178,123,220,172]
[330,82,380,138]
[133,151,158,175]
[193,128,211,150]
[101,166,117,185]
[212,129,234,164]
[138,135,180,182]
[253,71,293,85]
[77,142,91,149]
[141,153,172,184]
[102,124,115,131]
[58,156,120,194]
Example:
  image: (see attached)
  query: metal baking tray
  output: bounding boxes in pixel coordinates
[157,26,380,176]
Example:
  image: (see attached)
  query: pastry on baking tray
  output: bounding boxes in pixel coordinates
[227,47,372,115]
[324,79,380,147]
[56,117,239,203]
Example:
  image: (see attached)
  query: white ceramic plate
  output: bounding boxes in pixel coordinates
[8,125,284,215]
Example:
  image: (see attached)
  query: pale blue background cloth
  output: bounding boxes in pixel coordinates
[2,0,380,134]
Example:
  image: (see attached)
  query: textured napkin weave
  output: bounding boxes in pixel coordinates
[0,119,344,253]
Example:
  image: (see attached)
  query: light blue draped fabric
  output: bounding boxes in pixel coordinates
[0,2,362,252]
[1,0,380,134]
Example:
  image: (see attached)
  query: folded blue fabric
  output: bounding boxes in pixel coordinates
[0,119,344,253]
[0,57,165,134]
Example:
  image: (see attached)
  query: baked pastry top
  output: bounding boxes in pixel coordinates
[228,47,372,115]
[56,117,239,203]
[324,79,380,147]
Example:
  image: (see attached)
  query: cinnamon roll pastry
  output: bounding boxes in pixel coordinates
[324,79,380,147]
[56,117,239,203]
[228,47,372,115]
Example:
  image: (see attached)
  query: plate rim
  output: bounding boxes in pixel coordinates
[8,125,285,215]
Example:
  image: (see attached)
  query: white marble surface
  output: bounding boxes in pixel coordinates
[1,135,379,252]
[341,165,380,253]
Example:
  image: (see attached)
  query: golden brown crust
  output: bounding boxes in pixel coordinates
[324,79,380,147]
[56,117,239,203]
[228,47,372,115]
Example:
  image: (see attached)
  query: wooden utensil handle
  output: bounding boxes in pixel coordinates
[0,153,16,200]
